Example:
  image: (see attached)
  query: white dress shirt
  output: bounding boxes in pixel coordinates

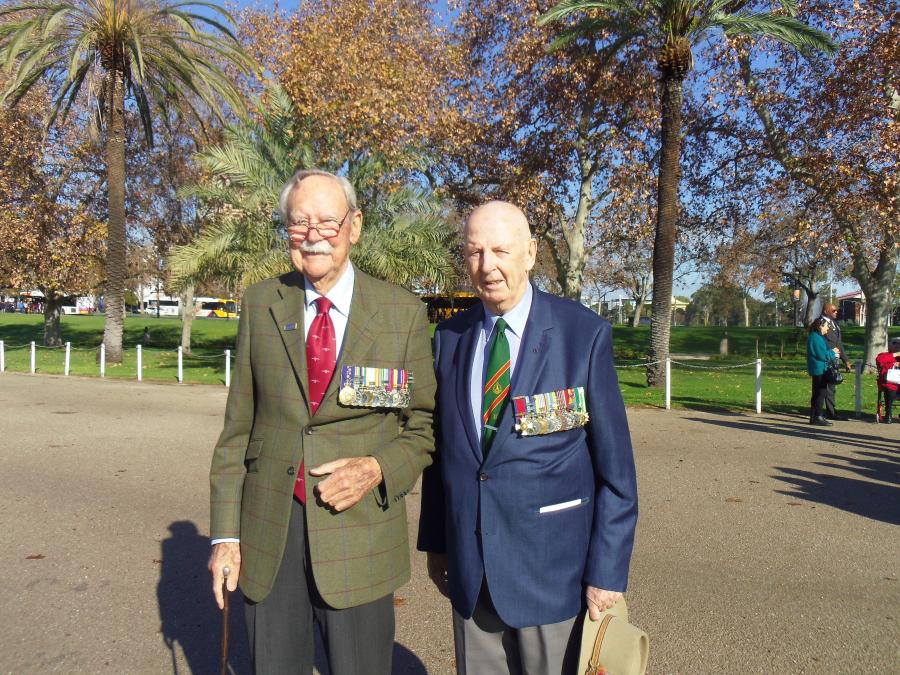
[212,264,356,546]
[469,283,533,441]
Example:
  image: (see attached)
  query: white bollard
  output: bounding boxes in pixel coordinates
[177,346,183,383]
[65,342,71,376]
[100,343,105,378]
[854,361,862,418]
[30,341,35,374]
[755,359,762,414]
[665,358,671,410]
[137,344,142,382]
[0,340,4,372]
[225,349,231,388]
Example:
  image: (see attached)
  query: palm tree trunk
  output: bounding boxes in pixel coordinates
[43,292,63,347]
[647,74,684,386]
[180,283,195,355]
[101,69,127,364]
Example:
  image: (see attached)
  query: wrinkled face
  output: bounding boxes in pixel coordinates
[463,207,536,315]
[825,306,838,319]
[285,175,361,291]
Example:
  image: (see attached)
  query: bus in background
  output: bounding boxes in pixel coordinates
[194,297,238,319]
[61,296,96,314]
[143,296,181,316]
[421,292,480,323]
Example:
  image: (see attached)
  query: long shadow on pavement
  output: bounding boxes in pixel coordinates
[685,417,899,524]
[158,521,427,674]
[158,521,251,675]
[685,416,899,454]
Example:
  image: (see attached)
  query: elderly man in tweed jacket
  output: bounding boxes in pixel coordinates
[208,169,436,675]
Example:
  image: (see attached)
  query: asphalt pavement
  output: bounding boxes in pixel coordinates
[0,373,896,674]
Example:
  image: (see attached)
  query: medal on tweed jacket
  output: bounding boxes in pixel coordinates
[339,365,411,408]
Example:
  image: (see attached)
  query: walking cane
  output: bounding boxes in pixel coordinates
[220,565,231,675]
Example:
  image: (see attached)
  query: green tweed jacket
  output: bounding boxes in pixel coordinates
[209,268,436,608]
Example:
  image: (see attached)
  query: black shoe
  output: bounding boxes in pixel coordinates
[811,417,833,426]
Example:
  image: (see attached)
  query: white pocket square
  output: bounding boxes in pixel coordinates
[539,498,584,514]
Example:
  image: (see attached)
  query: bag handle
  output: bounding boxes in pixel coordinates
[586,614,614,675]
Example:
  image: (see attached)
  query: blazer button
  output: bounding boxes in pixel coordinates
[287,466,295,476]
[479,472,489,481]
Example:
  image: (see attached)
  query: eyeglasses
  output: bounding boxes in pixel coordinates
[287,207,353,239]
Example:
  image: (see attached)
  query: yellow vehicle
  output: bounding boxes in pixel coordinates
[195,297,238,319]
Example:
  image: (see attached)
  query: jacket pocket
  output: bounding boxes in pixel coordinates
[538,497,586,515]
[244,439,263,472]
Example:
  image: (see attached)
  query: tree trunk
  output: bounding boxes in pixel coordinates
[647,73,684,387]
[742,294,750,327]
[43,293,63,347]
[101,68,127,364]
[853,243,898,372]
[180,283,195,355]
[631,280,649,327]
[803,291,819,326]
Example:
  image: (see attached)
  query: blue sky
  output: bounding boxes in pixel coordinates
[226,1,861,301]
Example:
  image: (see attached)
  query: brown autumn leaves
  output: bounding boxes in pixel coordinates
[1,0,896,322]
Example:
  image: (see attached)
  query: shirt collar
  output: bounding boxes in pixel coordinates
[483,283,533,339]
[304,262,355,318]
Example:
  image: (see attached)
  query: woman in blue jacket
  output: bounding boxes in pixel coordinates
[807,318,838,426]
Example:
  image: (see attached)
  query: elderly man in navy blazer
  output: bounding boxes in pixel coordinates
[418,201,638,674]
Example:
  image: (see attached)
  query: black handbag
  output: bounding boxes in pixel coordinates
[825,363,844,385]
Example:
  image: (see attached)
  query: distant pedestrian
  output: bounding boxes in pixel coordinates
[819,303,852,420]
[807,318,839,426]
[875,337,900,424]
[142,327,151,345]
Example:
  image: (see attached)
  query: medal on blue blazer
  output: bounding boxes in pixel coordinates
[513,387,589,436]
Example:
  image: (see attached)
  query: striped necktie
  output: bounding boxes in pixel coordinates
[482,318,510,453]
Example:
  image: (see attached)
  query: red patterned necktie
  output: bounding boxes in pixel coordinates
[294,296,336,503]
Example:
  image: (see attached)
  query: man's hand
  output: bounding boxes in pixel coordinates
[586,586,623,621]
[427,552,450,598]
[310,457,383,511]
[208,542,241,610]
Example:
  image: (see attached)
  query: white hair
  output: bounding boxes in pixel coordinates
[278,169,358,223]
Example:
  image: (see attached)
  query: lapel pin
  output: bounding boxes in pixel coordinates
[284,322,298,331]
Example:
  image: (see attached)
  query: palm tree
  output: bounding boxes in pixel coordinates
[0,0,256,363]
[168,84,457,347]
[539,0,836,386]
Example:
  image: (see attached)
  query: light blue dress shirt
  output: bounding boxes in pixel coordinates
[469,283,534,441]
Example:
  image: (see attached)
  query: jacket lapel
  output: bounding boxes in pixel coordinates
[484,287,554,463]
[455,305,485,463]
[270,272,310,413]
[318,272,378,416]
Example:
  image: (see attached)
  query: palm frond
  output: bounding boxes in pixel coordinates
[714,12,837,55]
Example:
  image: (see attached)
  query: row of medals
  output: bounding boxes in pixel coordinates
[339,385,410,408]
[516,410,590,436]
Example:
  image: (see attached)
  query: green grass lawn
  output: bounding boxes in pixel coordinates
[0,313,880,414]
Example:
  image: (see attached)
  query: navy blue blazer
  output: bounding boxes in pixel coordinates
[418,286,638,628]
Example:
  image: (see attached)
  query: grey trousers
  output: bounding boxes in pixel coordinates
[244,499,395,675]
[824,381,838,416]
[452,584,580,675]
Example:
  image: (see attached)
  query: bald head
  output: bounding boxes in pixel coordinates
[466,201,532,242]
[823,303,838,319]
[464,200,537,315]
